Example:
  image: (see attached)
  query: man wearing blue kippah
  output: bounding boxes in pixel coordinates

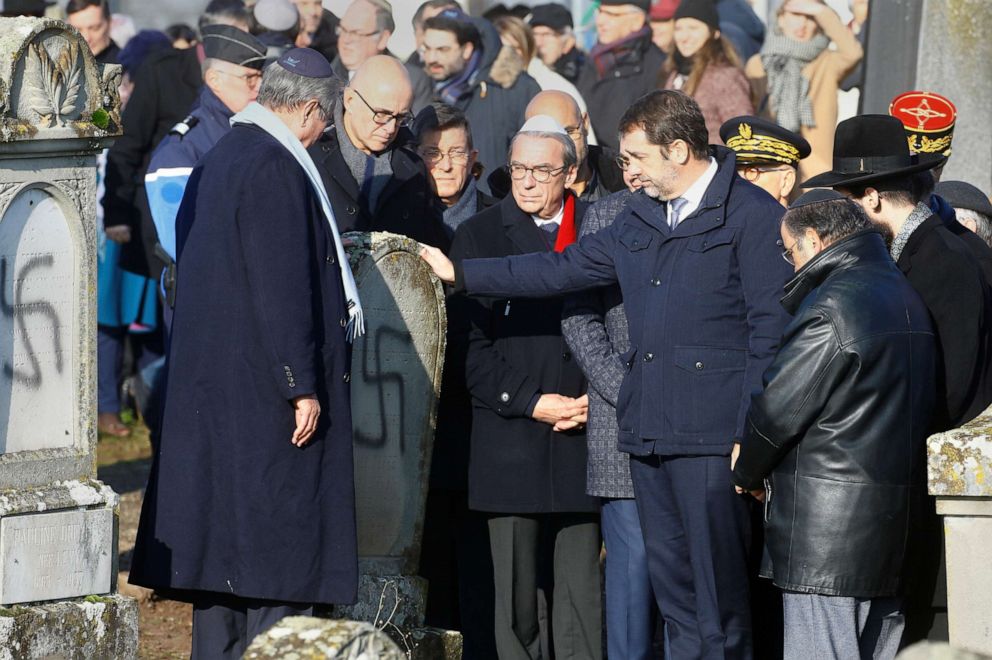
[733,191,935,659]
[131,48,361,659]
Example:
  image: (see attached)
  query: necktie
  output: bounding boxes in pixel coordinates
[668,197,687,230]
[538,221,559,247]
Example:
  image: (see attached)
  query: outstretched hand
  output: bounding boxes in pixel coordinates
[419,245,455,284]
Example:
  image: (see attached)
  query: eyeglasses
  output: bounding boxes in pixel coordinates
[216,69,262,89]
[352,89,414,127]
[782,239,800,265]
[562,124,584,140]
[419,148,471,164]
[508,163,567,183]
[597,6,640,17]
[335,25,382,39]
[742,165,792,181]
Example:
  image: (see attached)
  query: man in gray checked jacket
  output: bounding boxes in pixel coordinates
[561,188,655,660]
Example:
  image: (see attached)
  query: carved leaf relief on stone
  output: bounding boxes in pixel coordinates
[22,38,82,128]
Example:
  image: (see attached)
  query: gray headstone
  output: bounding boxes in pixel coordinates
[345,232,446,576]
[0,22,134,657]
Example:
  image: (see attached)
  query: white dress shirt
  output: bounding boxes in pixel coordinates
[667,157,719,229]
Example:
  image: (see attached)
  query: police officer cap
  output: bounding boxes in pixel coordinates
[201,24,267,70]
[788,189,846,210]
[277,47,334,78]
[600,0,651,12]
[720,115,812,168]
[528,4,573,32]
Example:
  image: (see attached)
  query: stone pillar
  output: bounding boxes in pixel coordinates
[0,16,136,657]
[862,0,992,192]
[928,408,992,655]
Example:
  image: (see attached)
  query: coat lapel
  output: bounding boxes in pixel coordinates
[501,196,553,255]
[318,135,362,203]
[379,146,418,208]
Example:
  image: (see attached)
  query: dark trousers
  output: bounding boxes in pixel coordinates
[488,513,602,660]
[601,498,656,660]
[97,324,125,414]
[420,488,498,659]
[191,593,313,660]
[630,454,753,660]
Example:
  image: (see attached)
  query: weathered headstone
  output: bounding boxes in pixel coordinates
[928,407,992,655]
[0,16,136,656]
[344,232,445,579]
[243,616,405,659]
[321,232,447,643]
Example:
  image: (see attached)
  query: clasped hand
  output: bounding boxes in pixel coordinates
[532,393,588,432]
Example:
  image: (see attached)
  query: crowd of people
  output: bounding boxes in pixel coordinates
[10,0,992,657]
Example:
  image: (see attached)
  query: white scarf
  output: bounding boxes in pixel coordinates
[231,102,364,341]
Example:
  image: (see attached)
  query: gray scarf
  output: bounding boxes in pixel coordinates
[442,177,479,236]
[760,31,830,131]
[333,98,393,214]
[890,202,932,262]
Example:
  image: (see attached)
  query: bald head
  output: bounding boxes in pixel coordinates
[525,90,588,164]
[343,55,415,154]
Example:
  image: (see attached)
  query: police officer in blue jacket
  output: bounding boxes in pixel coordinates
[421,90,793,660]
[145,24,267,302]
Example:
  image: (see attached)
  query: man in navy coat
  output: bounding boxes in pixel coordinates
[421,90,792,659]
[131,50,358,658]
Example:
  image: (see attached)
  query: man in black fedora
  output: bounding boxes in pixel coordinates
[802,114,992,435]
[802,115,992,642]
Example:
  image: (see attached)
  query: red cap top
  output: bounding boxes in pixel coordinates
[650,0,681,21]
[889,91,957,133]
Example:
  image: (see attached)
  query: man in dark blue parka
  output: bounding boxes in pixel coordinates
[130,49,358,658]
[421,90,793,659]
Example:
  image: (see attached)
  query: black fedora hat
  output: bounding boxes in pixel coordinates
[801,114,946,189]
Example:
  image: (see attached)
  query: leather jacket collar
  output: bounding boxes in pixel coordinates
[780,229,889,314]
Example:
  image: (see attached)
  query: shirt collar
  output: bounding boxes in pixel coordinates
[678,157,718,217]
[532,202,565,226]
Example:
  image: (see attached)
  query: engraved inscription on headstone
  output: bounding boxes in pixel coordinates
[0,187,76,455]
[348,234,446,573]
[0,508,113,604]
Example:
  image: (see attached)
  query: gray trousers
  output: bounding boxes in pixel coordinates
[488,513,602,660]
[783,592,904,660]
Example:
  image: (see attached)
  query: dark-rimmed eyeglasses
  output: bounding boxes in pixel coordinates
[508,163,567,183]
[352,89,414,127]
[335,25,382,39]
[419,147,471,164]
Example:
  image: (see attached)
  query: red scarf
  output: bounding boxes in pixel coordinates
[554,191,578,253]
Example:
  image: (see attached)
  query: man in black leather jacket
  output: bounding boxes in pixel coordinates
[732,190,936,660]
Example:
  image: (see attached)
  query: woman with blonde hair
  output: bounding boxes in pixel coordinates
[661,0,753,145]
[493,15,592,129]
[746,0,863,182]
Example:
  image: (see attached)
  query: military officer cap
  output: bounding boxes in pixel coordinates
[720,116,811,168]
[201,24,267,70]
[889,90,956,157]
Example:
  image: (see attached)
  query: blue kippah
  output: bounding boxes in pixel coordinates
[789,189,847,210]
[277,47,334,78]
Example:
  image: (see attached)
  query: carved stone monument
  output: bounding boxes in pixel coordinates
[322,232,448,650]
[0,17,136,656]
[928,407,992,655]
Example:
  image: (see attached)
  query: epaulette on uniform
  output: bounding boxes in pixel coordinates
[169,115,200,138]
